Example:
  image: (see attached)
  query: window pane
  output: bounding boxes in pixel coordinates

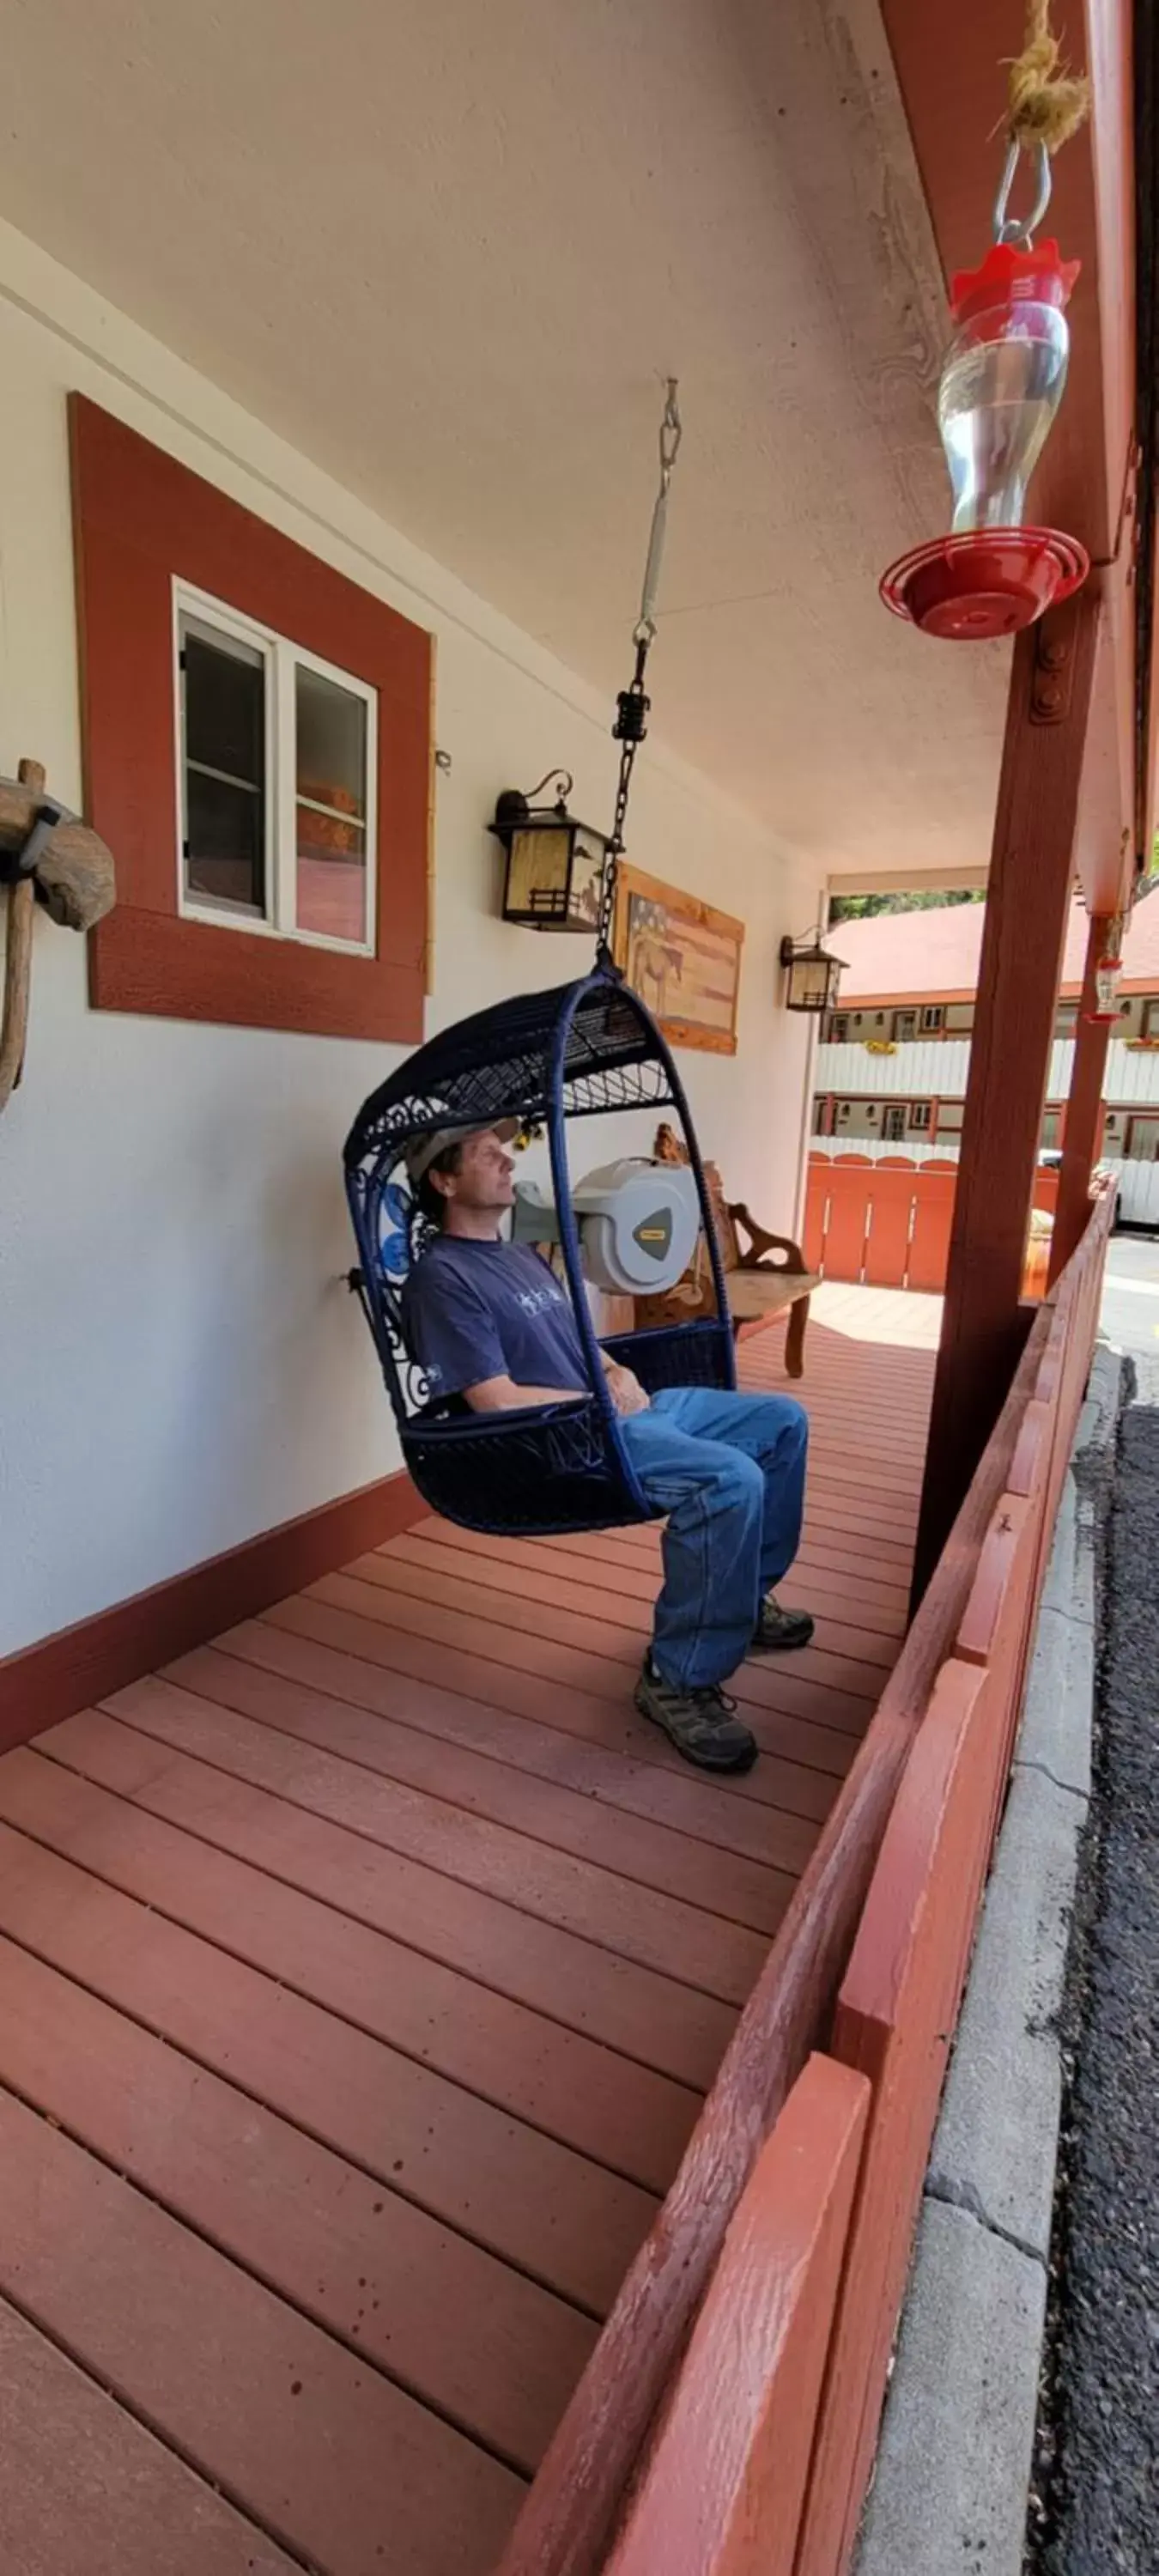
[184,626,264,787]
[295,803,367,944]
[186,771,265,914]
[295,665,369,944]
[181,621,266,916]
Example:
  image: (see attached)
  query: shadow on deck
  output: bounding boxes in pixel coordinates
[0,1290,937,2576]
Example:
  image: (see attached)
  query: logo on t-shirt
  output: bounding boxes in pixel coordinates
[516,1282,567,1317]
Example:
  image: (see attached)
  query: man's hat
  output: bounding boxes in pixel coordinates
[404,1118,520,1184]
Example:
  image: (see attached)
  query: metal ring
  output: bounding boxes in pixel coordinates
[992,137,1053,247]
[658,377,683,478]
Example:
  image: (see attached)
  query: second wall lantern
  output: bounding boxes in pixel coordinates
[780,928,846,1015]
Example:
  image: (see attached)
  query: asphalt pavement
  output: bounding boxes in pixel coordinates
[1027,1224,1159,2576]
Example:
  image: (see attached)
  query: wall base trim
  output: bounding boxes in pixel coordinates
[0,1467,422,1756]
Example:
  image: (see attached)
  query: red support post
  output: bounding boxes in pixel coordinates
[912,592,1101,1604]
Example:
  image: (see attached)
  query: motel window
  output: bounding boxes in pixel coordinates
[919,1005,944,1033]
[909,1101,932,1131]
[178,591,376,954]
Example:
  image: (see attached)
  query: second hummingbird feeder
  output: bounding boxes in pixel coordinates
[881,138,1089,641]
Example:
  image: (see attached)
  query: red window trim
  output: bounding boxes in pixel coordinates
[70,396,432,1042]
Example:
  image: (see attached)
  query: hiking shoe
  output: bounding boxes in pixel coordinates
[634,1656,758,1774]
[751,1592,816,1653]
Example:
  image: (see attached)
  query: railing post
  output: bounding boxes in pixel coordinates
[1051,912,1114,1282]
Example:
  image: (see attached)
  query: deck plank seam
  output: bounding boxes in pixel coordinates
[257,1601,865,1809]
[0,2270,329,2576]
[0,1850,627,2324]
[7,1763,714,2180]
[64,1706,768,2011]
[147,1660,811,1903]
[0,2061,543,2483]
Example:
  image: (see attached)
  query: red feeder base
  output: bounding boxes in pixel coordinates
[880,527,1089,640]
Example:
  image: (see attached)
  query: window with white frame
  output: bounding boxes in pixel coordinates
[909,1100,932,1130]
[919,1005,944,1033]
[176,584,377,953]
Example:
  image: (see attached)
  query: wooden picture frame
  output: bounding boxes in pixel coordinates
[611,863,744,1056]
[71,397,432,1044]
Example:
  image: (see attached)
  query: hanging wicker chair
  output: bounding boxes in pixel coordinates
[343,961,733,1537]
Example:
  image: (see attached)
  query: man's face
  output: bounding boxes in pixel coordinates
[442,1127,516,1214]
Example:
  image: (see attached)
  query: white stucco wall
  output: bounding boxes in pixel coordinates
[0,221,823,1658]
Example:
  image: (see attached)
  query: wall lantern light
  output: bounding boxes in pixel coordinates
[491,769,611,932]
[881,18,1091,641]
[780,929,846,1015]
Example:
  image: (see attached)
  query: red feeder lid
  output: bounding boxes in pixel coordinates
[950,238,1081,325]
[880,527,1089,641]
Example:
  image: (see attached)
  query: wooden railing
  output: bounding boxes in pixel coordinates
[495,1182,1113,2576]
[804,1152,1060,1294]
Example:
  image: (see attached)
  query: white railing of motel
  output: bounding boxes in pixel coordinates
[810,1137,961,1163]
[815,1037,1159,1109]
[816,1037,974,1097]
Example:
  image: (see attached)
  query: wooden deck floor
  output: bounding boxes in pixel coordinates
[0,1289,937,2576]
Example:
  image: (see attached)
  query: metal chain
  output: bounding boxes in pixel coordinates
[596,381,683,961]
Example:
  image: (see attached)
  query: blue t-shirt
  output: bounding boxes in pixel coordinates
[401,1236,589,1402]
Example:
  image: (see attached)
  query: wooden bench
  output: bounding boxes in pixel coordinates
[630,1123,820,1378]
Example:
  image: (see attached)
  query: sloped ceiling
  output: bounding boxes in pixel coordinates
[0,0,1009,878]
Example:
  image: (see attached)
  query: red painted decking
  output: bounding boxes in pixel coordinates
[0,1290,936,2576]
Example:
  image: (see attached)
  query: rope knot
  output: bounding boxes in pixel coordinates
[1008,2,1089,155]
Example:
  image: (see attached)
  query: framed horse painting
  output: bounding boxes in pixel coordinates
[611,864,744,1055]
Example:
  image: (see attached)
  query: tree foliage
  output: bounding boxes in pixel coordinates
[828,888,985,924]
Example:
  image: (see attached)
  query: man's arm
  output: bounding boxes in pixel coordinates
[463,1375,585,1413]
[464,1359,650,1414]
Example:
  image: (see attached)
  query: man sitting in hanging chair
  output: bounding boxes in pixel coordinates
[401,1122,815,1778]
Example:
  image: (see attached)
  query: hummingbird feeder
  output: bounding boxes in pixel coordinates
[881,136,1089,641]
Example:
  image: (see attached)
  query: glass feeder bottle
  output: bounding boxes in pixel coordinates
[938,242,1075,534]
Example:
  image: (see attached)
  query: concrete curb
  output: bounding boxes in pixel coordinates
[853,1343,1125,2576]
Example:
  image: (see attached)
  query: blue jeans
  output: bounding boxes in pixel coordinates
[619,1387,809,1692]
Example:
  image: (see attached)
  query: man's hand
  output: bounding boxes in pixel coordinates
[604,1361,651,1417]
